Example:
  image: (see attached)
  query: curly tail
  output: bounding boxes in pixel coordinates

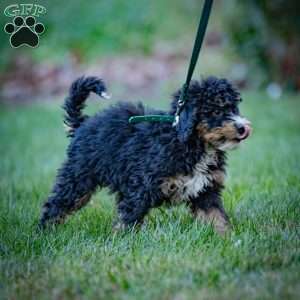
[63,76,109,137]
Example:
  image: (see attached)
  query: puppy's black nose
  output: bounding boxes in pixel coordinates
[235,123,245,135]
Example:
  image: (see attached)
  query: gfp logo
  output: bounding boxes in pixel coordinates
[3,4,46,48]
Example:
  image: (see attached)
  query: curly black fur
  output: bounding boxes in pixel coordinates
[39,76,251,234]
[63,76,107,137]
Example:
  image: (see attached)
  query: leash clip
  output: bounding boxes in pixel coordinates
[173,115,180,126]
[172,98,184,126]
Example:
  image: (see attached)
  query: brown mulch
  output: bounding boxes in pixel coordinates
[0,43,190,104]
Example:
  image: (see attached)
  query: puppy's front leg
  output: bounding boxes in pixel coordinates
[189,187,231,236]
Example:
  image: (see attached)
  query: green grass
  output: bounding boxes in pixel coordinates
[1,92,300,300]
[0,0,200,67]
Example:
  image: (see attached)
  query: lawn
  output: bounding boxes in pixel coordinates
[0,92,299,300]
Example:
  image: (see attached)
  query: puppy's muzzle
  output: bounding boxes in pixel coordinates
[234,123,251,140]
[232,116,252,141]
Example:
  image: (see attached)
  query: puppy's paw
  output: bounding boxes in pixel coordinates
[112,221,127,232]
[112,219,142,233]
[195,208,231,236]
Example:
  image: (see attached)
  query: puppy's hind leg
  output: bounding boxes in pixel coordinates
[39,160,98,228]
[114,193,151,230]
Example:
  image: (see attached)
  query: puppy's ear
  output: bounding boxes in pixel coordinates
[171,81,201,143]
[176,104,196,143]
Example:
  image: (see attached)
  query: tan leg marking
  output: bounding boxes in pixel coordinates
[112,221,127,232]
[72,193,92,211]
[112,220,143,232]
[57,194,92,222]
[211,170,226,185]
[194,208,230,236]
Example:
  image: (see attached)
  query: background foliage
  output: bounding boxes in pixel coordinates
[0,0,299,92]
[224,0,300,90]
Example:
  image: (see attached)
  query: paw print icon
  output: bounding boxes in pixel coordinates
[4,16,45,48]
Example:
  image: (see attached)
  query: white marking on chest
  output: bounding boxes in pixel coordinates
[161,150,218,203]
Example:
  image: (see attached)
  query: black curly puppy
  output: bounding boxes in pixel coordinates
[39,76,251,234]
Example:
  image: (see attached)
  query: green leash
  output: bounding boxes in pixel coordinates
[129,0,214,125]
[128,115,175,124]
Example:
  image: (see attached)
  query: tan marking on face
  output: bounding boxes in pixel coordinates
[194,208,230,236]
[197,122,237,145]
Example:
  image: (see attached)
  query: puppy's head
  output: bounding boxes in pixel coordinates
[173,77,251,150]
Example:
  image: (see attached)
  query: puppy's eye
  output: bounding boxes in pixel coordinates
[232,107,239,115]
[213,110,222,117]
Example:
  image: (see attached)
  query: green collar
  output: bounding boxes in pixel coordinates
[129,115,175,124]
